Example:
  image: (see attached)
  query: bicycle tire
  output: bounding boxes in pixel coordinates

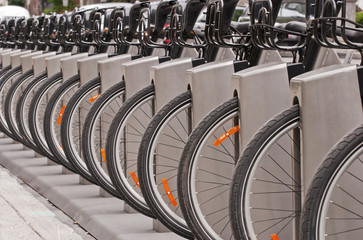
[82,81,125,198]
[178,97,239,240]
[29,72,64,164]
[138,90,193,239]
[0,65,12,81]
[4,69,34,144]
[230,105,301,240]
[43,74,81,172]
[300,125,363,240]
[106,84,156,218]
[61,77,101,184]
[0,66,22,140]
[16,71,48,153]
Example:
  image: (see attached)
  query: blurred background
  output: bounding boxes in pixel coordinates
[0,0,247,16]
[0,0,362,32]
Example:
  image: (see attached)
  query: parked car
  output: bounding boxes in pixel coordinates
[0,5,30,18]
[238,0,305,23]
[79,2,133,11]
[194,6,247,38]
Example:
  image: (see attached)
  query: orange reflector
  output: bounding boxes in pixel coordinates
[57,105,66,126]
[271,234,280,240]
[89,94,100,102]
[130,172,140,188]
[162,178,178,207]
[60,145,63,150]
[213,126,240,146]
[101,149,106,165]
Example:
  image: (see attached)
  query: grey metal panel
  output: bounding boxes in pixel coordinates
[214,48,236,61]
[0,48,13,65]
[1,49,21,67]
[32,52,56,75]
[10,50,32,68]
[312,47,341,69]
[232,62,291,151]
[290,64,363,198]
[99,54,133,92]
[179,48,199,59]
[45,53,72,77]
[151,57,194,112]
[78,53,108,86]
[185,60,235,127]
[257,50,283,64]
[60,53,89,81]
[122,56,160,99]
[20,51,43,72]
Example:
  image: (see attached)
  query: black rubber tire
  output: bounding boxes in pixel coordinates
[43,74,80,172]
[106,84,155,218]
[229,105,300,240]
[300,125,363,240]
[16,71,48,153]
[82,81,125,198]
[61,77,101,185]
[178,97,239,240]
[0,66,22,140]
[29,72,64,165]
[138,91,193,239]
[0,65,11,79]
[4,69,34,144]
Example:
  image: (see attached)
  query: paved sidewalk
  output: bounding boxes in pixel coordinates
[0,165,94,240]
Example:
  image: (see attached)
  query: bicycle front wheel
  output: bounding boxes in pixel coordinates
[230,105,301,240]
[0,66,22,139]
[61,77,101,183]
[43,74,81,172]
[178,97,240,240]
[106,84,155,218]
[5,69,34,145]
[28,72,64,164]
[301,125,363,240]
[82,81,125,198]
[17,71,48,152]
[138,91,193,239]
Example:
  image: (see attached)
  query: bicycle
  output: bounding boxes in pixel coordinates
[174,0,351,238]
[29,8,105,173]
[57,2,164,189]
[229,0,363,239]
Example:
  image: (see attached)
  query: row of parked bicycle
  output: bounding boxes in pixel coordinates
[0,0,361,239]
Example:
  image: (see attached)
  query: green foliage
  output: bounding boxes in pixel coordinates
[356,12,363,25]
[43,0,77,14]
[8,0,25,7]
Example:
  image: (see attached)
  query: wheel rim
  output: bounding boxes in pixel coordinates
[147,101,192,226]
[243,120,301,240]
[0,69,21,133]
[8,74,34,136]
[113,94,155,206]
[89,88,125,183]
[318,143,363,240]
[48,81,79,160]
[35,78,62,154]
[19,73,47,146]
[67,84,100,173]
[187,110,239,240]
